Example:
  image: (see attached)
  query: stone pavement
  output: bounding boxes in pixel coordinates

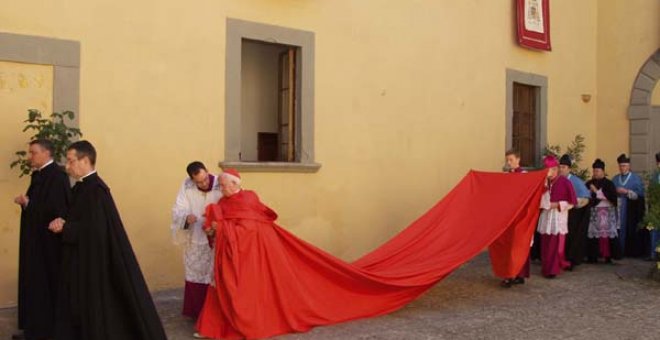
[2,254,658,339]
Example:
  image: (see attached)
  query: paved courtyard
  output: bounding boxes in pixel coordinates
[2,254,659,339]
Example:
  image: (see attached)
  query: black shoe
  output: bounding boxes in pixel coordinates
[544,274,556,279]
[512,277,525,285]
[11,332,25,340]
[604,258,613,264]
[585,257,597,264]
[500,279,514,288]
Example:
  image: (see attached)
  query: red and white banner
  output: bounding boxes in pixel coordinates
[517,0,551,51]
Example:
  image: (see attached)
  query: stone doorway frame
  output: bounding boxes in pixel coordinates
[628,49,660,172]
[505,68,549,167]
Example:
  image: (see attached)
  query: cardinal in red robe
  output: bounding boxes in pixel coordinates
[196,168,546,339]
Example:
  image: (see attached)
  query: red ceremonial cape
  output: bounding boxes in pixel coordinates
[197,170,546,339]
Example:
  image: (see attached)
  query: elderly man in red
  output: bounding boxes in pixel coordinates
[196,169,282,339]
[195,168,548,339]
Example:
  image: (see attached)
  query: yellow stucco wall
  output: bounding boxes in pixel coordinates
[0,0,658,306]
[0,61,53,306]
[596,0,660,171]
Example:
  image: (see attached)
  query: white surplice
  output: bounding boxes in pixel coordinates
[171,175,222,284]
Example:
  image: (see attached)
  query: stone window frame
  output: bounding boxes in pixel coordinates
[220,18,320,173]
[505,68,548,168]
[0,32,80,125]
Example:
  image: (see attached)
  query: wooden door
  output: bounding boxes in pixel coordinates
[512,83,537,167]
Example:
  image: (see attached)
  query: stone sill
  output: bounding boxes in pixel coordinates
[218,161,322,173]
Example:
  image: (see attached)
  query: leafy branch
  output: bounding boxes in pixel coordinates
[9,109,82,177]
[543,134,590,180]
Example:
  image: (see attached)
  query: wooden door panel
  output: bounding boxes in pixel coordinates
[512,83,537,167]
[277,48,296,162]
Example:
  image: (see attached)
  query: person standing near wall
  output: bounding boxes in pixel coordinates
[559,154,591,269]
[537,155,576,278]
[171,161,221,319]
[13,139,71,340]
[648,152,660,260]
[612,153,646,258]
[586,159,621,264]
[501,149,531,288]
[48,141,166,339]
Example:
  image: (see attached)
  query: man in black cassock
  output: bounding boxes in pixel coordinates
[559,154,591,268]
[48,141,166,340]
[586,159,622,262]
[13,139,71,340]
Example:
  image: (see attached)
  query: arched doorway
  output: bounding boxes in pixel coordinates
[628,48,660,172]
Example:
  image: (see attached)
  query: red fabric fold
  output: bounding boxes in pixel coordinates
[197,170,546,339]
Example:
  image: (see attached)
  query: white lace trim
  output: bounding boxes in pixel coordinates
[183,242,214,284]
[537,191,571,235]
[588,206,618,239]
[171,176,222,246]
[537,208,570,235]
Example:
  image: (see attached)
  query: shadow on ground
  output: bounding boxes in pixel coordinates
[2,254,658,339]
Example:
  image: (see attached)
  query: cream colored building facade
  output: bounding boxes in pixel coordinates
[0,0,658,306]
